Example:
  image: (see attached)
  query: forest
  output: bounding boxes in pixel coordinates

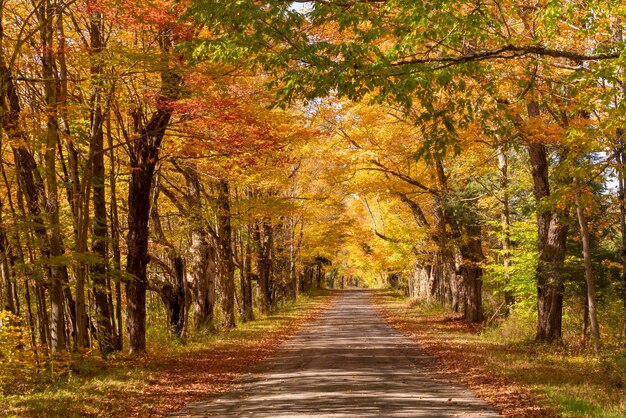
[1,0,626,416]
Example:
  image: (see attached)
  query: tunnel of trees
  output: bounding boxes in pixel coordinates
[1,0,626,375]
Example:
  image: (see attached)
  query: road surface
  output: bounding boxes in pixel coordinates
[170,290,498,417]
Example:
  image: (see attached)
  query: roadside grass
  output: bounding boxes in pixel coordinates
[1,289,334,417]
[376,290,626,418]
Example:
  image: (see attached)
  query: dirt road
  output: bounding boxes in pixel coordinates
[170,290,498,417]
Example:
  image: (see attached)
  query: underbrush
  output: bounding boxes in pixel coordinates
[481,306,537,342]
[485,309,626,416]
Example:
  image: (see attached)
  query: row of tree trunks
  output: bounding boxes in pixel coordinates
[160,183,314,330]
[397,193,446,304]
[2,15,67,351]
[433,159,461,313]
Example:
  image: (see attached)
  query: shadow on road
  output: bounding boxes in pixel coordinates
[170,290,498,417]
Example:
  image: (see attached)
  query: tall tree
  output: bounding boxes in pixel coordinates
[125,27,181,353]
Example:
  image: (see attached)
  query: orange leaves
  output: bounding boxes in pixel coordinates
[520,115,565,145]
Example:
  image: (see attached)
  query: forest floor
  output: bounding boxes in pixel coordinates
[0,290,335,417]
[169,289,496,417]
[375,290,626,418]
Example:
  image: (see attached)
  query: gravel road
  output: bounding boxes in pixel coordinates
[170,290,499,417]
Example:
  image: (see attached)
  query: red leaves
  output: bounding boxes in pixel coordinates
[83,0,193,40]
[168,78,287,172]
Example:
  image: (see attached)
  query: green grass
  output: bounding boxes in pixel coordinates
[0,289,333,417]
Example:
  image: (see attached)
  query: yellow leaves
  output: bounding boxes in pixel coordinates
[0,311,41,390]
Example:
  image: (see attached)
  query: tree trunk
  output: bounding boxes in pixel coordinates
[433,158,460,310]
[125,110,165,352]
[40,0,67,351]
[106,107,123,350]
[459,225,484,323]
[0,160,18,315]
[288,217,298,301]
[177,165,217,332]
[0,208,16,314]
[86,10,115,355]
[125,28,180,353]
[527,102,568,342]
[24,280,38,354]
[217,180,236,328]
[241,226,254,322]
[255,221,272,315]
[190,229,216,331]
[497,141,515,310]
[89,101,113,354]
[36,282,50,348]
[575,184,600,353]
[616,131,626,343]
[168,256,186,337]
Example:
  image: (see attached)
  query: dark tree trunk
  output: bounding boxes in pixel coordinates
[24,280,38,353]
[527,102,568,342]
[287,217,298,301]
[616,131,626,343]
[125,112,167,353]
[165,256,186,337]
[241,226,254,322]
[36,283,50,348]
[90,100,114,354]
[88,10,115,355]
[316,263,322,288]
[0,210,16,314]
[459,225,485,322]
[125,29,180,353]
[0,161,19,316]
[433,159,460,310]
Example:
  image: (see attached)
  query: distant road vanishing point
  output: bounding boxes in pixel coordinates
[170,290,498,417]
